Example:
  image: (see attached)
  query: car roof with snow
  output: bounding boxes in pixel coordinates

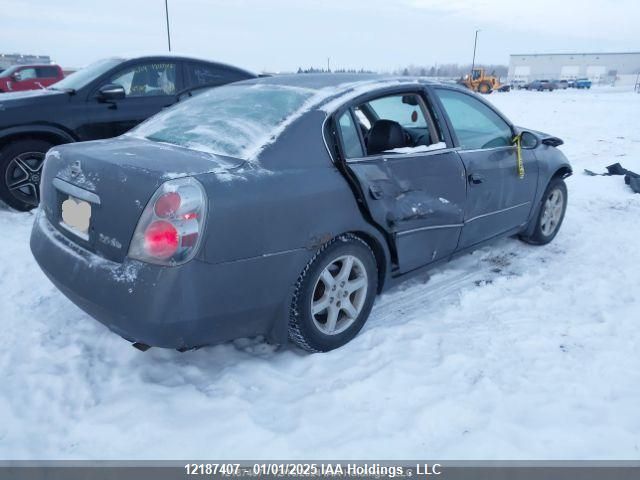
[239,73,438,89]
[231,73,453,113]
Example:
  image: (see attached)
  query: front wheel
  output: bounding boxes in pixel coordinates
[0,138,53,211]
[288,234,378,352]
[520,177,568,245]
[478,82,493,94]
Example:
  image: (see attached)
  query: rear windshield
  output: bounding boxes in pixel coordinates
[132,84,316,159]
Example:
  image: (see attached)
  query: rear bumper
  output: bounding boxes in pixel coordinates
[30,211,311,349]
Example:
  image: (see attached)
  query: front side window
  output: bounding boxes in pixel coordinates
[16,68,36,80]
[435,88,513,150]
[337,111,364,159]
[109,62,177,97]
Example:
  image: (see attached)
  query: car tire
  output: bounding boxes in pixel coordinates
[288,234,378,352]
[520,177,568,245]
[0,138,53,211]
[478,82,492,94]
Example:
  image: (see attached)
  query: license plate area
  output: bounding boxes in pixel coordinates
[60,195,92,241]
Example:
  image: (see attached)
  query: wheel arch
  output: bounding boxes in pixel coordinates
[347,229,389,294]
[0,125,77,152]
[552,165,573,179]
[522,162,572,239]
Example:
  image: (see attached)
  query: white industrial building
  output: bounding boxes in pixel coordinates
[0,53,52,70]
[508,52,640,87]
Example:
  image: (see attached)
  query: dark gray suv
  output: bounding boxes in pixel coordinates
[0,55,255,211]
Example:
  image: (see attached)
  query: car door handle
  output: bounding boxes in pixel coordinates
[468,173,484,184]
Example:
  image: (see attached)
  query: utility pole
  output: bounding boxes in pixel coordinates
[165,0,172,52]
[327,57,331,72]
[471,29,480,74]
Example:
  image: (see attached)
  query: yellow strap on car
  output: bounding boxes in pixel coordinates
[513,133,525,179]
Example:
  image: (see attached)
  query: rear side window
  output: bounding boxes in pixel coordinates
[435,88,513,150]
[37,66,59,78]
[350,93,442,156]
[337,112,364,159]
[368,95,427,128]
[186,63,248,87]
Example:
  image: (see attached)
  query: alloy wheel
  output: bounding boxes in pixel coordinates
[4,151,45,206]
[311,254,368,335]
[540,188,564,236]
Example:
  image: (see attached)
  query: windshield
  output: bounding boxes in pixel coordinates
[51,58,123,91]
[132,84,316,159]
[0,65,21,78]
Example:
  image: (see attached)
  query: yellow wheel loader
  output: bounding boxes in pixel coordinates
[458,68,505,94]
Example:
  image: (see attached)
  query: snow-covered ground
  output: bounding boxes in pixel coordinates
[1,87,639,459]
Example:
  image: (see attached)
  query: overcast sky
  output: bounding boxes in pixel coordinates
[1,0,638,72]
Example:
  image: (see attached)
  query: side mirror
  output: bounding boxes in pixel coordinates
[11,73,21,82]
[97,84,125,102]
[519,131,539,149]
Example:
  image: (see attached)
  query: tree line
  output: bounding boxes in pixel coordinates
[295,64,508,78]
[395,64,508,78]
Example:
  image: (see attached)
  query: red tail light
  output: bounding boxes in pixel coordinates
[129,177,207,266]
[144,220,179,259]
[154,192,181,218]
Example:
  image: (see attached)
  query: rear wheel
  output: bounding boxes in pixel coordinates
[288,234,378,352]
[0,139,53,211]
[520,177,567,245]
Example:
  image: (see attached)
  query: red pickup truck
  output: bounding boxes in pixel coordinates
[0,64,64,92]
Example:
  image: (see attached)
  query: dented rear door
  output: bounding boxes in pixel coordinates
[347,149,466,273]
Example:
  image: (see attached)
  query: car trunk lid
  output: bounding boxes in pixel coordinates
[40,136,243,263]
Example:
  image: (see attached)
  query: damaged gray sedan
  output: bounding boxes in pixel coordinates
[30,75,572,352]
